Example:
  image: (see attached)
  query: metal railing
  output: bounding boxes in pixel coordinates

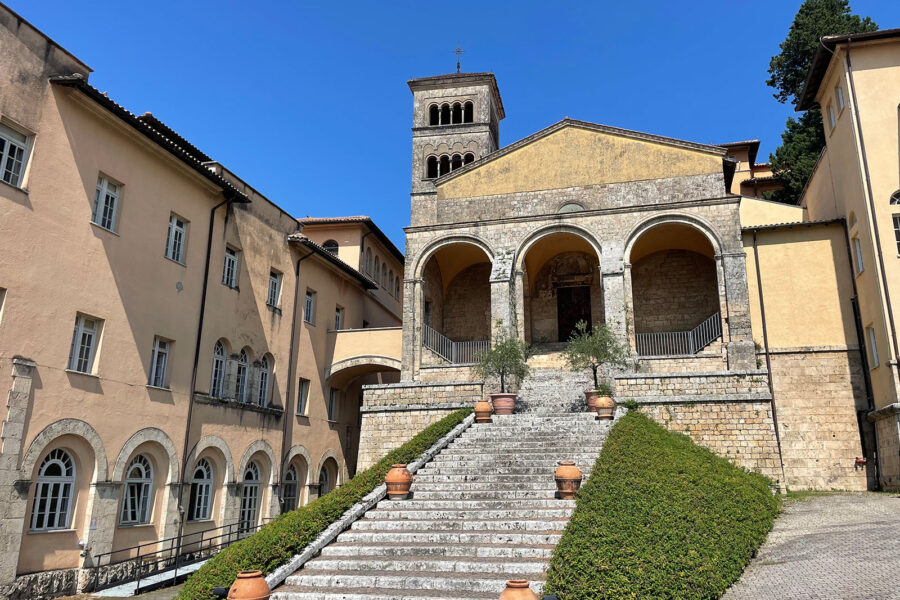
[90,519,271,593]
[422,324,489,364]
[635,313,722,357]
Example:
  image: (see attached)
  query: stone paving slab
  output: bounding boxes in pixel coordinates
[724,493,900,600]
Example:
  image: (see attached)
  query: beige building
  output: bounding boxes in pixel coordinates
[0,5,402,598]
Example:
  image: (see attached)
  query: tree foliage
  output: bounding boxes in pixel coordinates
[474,332,530,394]
[766,0,877,204]
[562,321,628,390]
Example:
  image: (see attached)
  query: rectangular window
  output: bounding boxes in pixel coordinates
[222,247,239,288]
[0,122,28,187]
[893,215,900,255]
[854,236,864,274]
[328,388,339,421]
[92,175,120,232]
[267,271,281,307]
[68,314,100,374]
[165,214,187,263]
[835,85,845,112]
[149,337,170,388]
[827,104,836,131]
[334,306,344,330]
[297,377,310,416]
[867,326,879,369]
[304,290,316,324]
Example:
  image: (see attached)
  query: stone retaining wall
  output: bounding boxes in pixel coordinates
[357,381,482,470]
[633,351,727,374]
[615,370,771,402]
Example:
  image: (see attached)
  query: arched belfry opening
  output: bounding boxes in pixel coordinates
[520,232,602,344]
[420,242,492,364]
[628,223,722,355]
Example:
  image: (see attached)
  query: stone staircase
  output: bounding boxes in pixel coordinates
[272,412,611,599]
[517,350,594,414]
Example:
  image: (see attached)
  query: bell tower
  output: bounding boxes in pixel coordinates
[407,72,504,224]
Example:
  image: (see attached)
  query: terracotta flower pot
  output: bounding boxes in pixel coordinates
[385,464,413,500]
[585,390,615,420]
[554,461,583,500]
[499,579,539,600]
[474,399,493,423]
[227,570,270,600]
[490,393,517,416]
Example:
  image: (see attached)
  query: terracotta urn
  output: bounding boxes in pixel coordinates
[384,464,413,500]
[554,461,583,500]
[499,579,539,600]
[227,570,270,600]
[585,390,615,420]
[474,399,493,423]
[490,393,517,416]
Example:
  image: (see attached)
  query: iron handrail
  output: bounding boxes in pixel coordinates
[635,313,722,357]
[422,324,489,364]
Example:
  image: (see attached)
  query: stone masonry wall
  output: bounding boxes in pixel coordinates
[615,371,771,401]
[633,351,726,373]
[631,249,719,333]
[357,381,482,470]
[874,415,900,490]
[443,263,491,341]
[636,401,782,483]
[768,348,868,491]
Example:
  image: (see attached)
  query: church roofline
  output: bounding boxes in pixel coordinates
[408,72,505,119]
[432,117,727,186]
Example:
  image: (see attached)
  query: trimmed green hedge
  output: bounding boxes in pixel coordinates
[177,407,472,600]
[545,411,779,600]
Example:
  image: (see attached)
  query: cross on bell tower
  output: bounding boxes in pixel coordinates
[453,46,464,73]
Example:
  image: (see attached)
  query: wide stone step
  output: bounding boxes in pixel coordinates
[412,474,564,483]
[303,556,548,576]
[284,571,545,595]
[417,466,587,476]
[364,508,573,520]
[272,585,497,600]
[408,489,559,500]
[409,482,557,492]
[427,456,599,467]
[350,518,567,532]
[335,530,563,546]
[377,499,574,510]
[320,542,555,560]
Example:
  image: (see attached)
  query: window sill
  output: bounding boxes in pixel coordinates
[147,384,171,392]
[327,419,339,425]
[186,518,215,525]
[65,369,99,378]
[0,178,27,194]
[303,320,316,327]
[267,304,282,315]
[27,528,76,535]
[164,256,186,267]
[223,284,240,292]
[194,393,284,417]
[90,221,119,236]
[118,522,154,529]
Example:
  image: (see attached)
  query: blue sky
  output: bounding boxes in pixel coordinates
[12,0,900,250]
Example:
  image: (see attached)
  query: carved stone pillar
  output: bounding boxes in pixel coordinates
[720,252,756,370]
[77,481,122,591]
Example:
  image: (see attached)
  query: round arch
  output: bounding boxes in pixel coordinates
[413,235,495,279]
[20,419,108,482]
[623,214,723,264]
[315,449,343,487]
[283,445,313,484]
[238,440,277,485]
[326,355,401,380]
[112,428,179,484]
[185,435,234,483]
[514,223,603,272]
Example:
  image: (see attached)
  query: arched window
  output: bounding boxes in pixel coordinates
[322,240,339,255]
[558,202,585,214]
[389,270,394,296]
[374,260,381,283]
[451,154,463,171]
[282,465,299,513]
[426,156,438,179]
[365,248,372,274]
[440,103,450,125]
[464,153,475,165]
[188,458,212,521]
[464,101,474,123]
[239,461,260,533]
[382,262,388,287]
[121,454,153,525]
[31,449,75,531]
[394,276,400,298]
[452,102,462,124]
[236,349,249,404]
[257,356,270,406]
[439,155,450,176]
[211,341,226,398]
[428,104,439,126]
[891,190,900,205]
[318,465,332,496]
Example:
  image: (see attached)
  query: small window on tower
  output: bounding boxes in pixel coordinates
[322,240,339,255]
[429,104,439,126]
[426,156,438,179]
[464,101,474,123]
[451,154,463,171]
[464,153,475,164]
[452,102,462,124]
[439,155,450,176]
[440,104,451,125]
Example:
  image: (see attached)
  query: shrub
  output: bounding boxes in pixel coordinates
[562,321,628,391]
[177,407,472,600]
[473,327,530,393]
[544,411,779,600]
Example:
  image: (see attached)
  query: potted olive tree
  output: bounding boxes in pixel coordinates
[563,321,628,419]
[474,332,530,416]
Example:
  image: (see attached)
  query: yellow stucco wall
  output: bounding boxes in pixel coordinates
[437,124,724,199]
[739,197,806,228]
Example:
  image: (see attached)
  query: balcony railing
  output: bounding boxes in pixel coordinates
[635,313,722,357]
[423,324,489,364]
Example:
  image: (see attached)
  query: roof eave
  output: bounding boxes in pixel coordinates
[289,236,378,290]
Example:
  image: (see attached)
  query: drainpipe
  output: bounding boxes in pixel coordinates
[278,249,315,509]
[750,229,787,488]
[176,194,233,551]
[846,43,900,384]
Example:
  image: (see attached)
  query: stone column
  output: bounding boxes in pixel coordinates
[306,483,321,503]
[223,483,241,528]
[489,249,515,340]
[161,483,181,541]
[267,484,281,519]
[77,482,121,592]
[720,252,756,370]
[224,357,238,400]
[513,270,527,342]
[0,358,37,585]
[600,245,628,344]
[402,278,421,380]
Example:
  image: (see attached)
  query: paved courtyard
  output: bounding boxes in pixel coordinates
[724,493,900,599]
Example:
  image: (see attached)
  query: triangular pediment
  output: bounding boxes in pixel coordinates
[436,119,726,199]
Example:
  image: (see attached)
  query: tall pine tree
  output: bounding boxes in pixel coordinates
[766,0,877,204]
